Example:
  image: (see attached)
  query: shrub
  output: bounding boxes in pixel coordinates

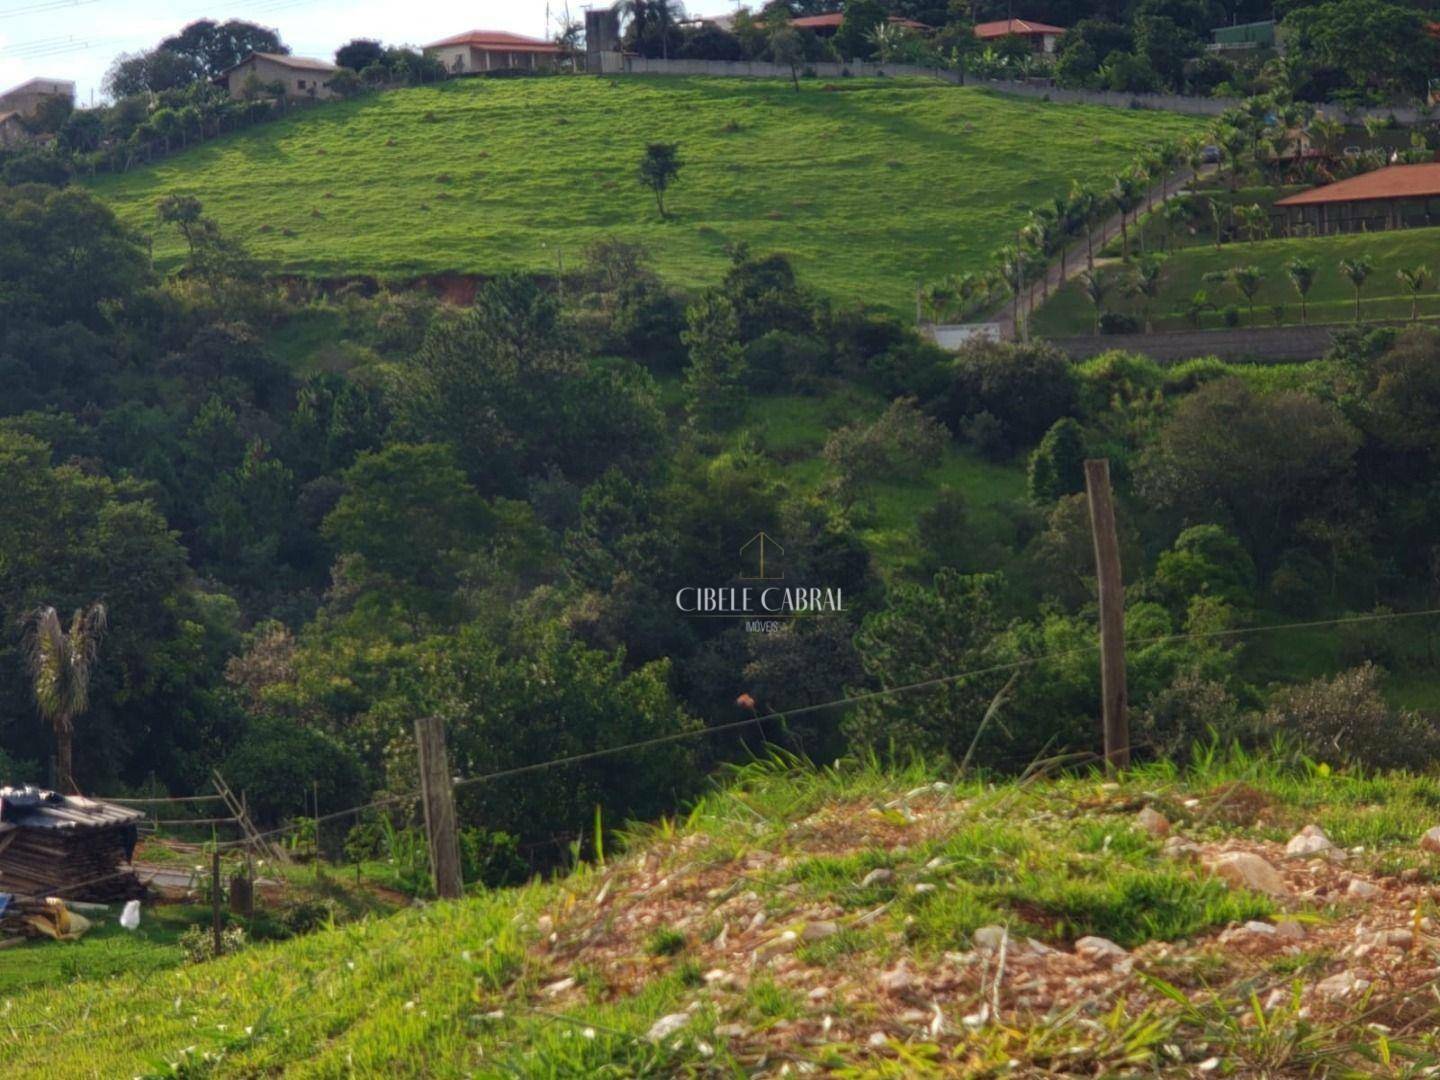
[1027,418,1087,503]
[916,486,970,570]
[1098,311,1139,334]
[459,828,529,888]
[1138,669,1246,760]
[1262,663,1440,770]
[1153,524,1256,608]
[941,340,1077,457]
[179,923,247,964]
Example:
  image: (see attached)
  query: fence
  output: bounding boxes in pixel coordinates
[592,52,960,83]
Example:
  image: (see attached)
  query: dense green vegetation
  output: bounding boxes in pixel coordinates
[10,752,1440,1075]
[83,77,1199,312]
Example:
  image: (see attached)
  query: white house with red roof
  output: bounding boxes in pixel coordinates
[974,18,1067,53]
[424,30,565,74]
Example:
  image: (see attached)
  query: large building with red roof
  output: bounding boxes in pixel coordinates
[425,30,565,75]
[1275,162,1440,233]
[974,18,1067,53]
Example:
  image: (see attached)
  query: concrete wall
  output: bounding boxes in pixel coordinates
[1046,324,1339,363]
[595,53,960,83]
[924,323,1005,349]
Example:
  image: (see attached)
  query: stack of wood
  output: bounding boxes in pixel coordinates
[0,894,92,943]
[0,787,146,903]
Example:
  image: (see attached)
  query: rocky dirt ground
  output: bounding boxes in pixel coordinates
[513,781,1440,1075]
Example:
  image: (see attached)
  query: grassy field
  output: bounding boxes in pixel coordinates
[1034,224,1440,335]
[89,77,1199,312]
[11,751,1440,1075]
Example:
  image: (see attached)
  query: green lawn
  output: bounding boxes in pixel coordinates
[0,904,201,997]
[1034,224,1440,335]
[89,77,1199,312]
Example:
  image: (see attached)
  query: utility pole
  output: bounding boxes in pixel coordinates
[414,716,463,899]
[1084,459,1129,772]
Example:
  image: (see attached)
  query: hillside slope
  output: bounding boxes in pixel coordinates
[9,752,1440,1076]
[88,77,1199,311]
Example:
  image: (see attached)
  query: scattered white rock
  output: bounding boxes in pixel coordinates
[1346,878,1380,900]
[1315,971,1368,1000]
[867,1031,889,1048]
[859,868,893,888]
[1207,851,1289,897]
[808,986,831,1001]
[802,920,838,942]
[1422,826,1440,854]
[1285,824,1336,860]
[1274,920,1307,941]
[1163,836,1201,860]
[714,1022,748,1039]
[1136,807,1170,837]
[543,977,576,996]
[646,1013,690,1042]
[878,965,913,994]
[913,882,936,894]
[1243,920,1277,936]
[1075,935,1129,962]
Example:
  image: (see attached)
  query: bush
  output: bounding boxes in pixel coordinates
[459,828,529,888]
[743,329,828,391]
[941,340,1077,457]
[1098,311,1139,335]
[1027,418,1087,503]
[1153,524,1256,608]
[179,923,247,964]
[1262,663,1440,770]
[1139,669,1246,760]
[220,715,367,824]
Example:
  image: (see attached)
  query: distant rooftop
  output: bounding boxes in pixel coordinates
[788,13,931,31]
[0,77,75,98]
[425,29,564,53]
[221,52,338,76]
[974,18,1067,38]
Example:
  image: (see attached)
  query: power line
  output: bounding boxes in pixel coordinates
[218,602,1440,852]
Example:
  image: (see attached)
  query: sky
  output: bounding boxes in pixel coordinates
[0,0,736,105]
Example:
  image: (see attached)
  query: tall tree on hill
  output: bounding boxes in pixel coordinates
[638,142,683,219]
[833,0,887,60]
[1340,256,1374,322]
[1398,265,1431,321]
[335,38,386,72]
[24,603,107,794]
[161,19,288,78]
[1286,256,1317,324]
[770,25,807,91]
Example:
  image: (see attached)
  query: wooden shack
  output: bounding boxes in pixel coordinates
[0,786,145,902]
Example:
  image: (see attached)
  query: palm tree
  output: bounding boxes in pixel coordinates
[1110,172,1143,260]
[1398,265,1432,321]
[1209,265,1265,325]
[1160,197,1192,252]
[1127,256,1165,333]
[1080,270,1110,334]
[24,603,108,794]
[1307,113,1343,162]
[1233,203,1268,243]
[1069,183,1100,272]
[1339,256,1374,322]
[1286,257,1317,324]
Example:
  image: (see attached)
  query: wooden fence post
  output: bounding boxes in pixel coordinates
[414,716,464,900]
[1084,459,1130,772]
[211,849,224,956]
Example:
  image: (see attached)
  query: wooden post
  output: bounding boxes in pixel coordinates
[211,849,224,956]
[414,716,464,900]
[1084,459,1129,773]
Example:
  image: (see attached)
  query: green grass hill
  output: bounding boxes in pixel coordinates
[88,77,1198,312]
[10,751,1440,1076]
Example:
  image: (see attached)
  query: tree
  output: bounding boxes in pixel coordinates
[1286,257,1317,324]
[833,0,887,60]
[1080,269,1110,334]
[1110,172,1143,260]
[1282,0,1440,102]
[160,19,287,78]
[681,292,747,430]
[24,603,107,793]
[335,38,385,72]
[1339,256,1374,322]
[770,26,807,91]
[638,142,683,219]
[823,397,948,511]
[1127,255,1165,332]
[1225,264,1265,325]
[1027,418,1087,503]
[1398,265,1432,321]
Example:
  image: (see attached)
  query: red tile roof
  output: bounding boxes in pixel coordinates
[1275,163,1440,206]
[426,29,563,53]
[974,18,1067,38]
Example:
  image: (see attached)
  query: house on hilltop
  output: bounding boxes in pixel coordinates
[424,29,565,74]
[220,52,339,100]
[974,19,1067,54]
[784,13,932,35]
[0,77,75,118]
